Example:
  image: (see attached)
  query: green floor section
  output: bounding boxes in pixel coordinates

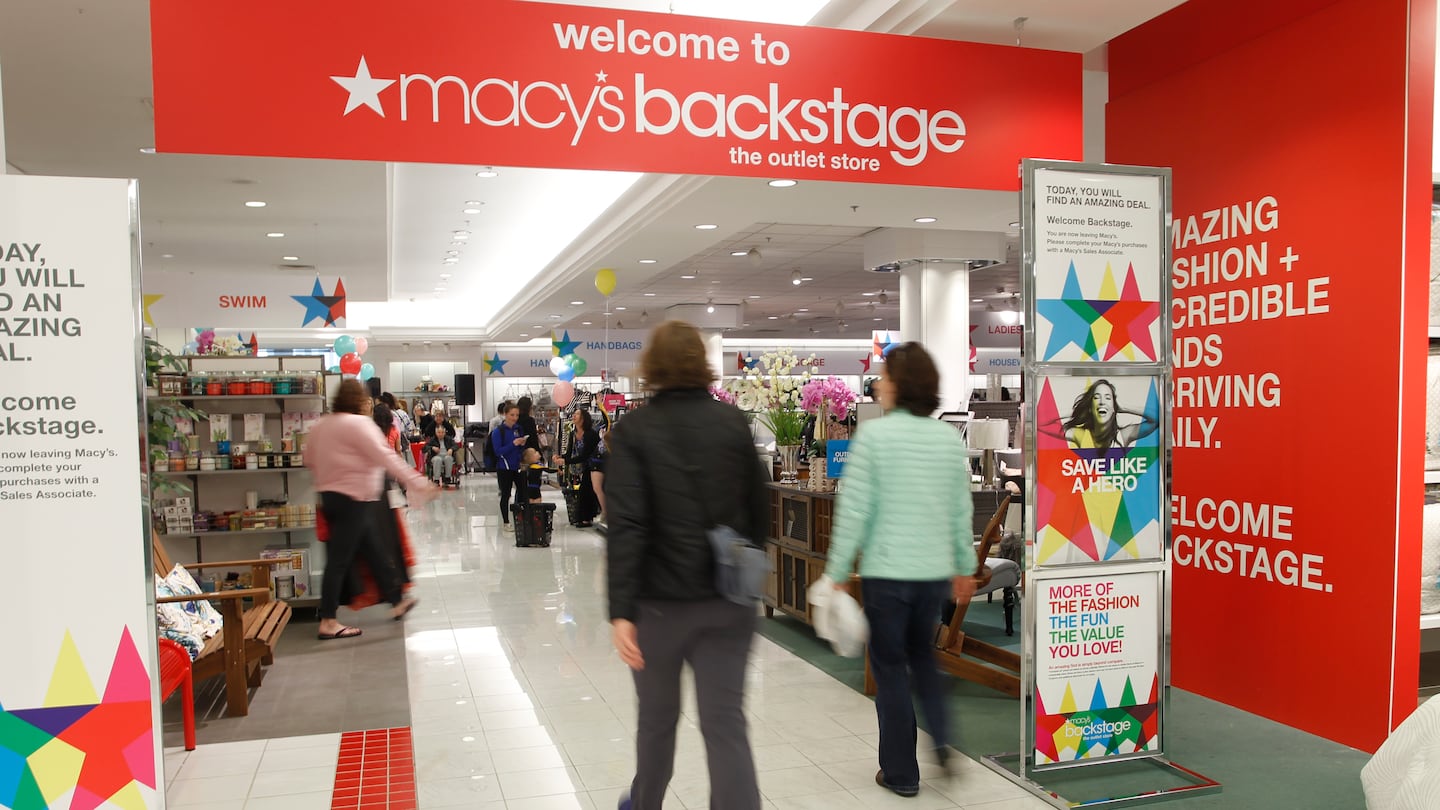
[758,600,1371,809]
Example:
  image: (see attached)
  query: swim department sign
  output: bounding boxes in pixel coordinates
[149,0,1081,190]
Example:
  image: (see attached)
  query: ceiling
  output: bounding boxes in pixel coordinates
[0,0,1188,349]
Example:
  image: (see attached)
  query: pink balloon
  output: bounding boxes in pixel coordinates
[355,336,369,355]
[552,381,575,407]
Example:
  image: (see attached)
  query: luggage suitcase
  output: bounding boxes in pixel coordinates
[513,501,555,547]
[561,470,583,526]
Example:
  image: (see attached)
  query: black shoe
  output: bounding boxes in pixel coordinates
[875,770,919,797]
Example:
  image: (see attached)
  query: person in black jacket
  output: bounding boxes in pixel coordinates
[606,321,768,810]
[553,408,601,527]
[516,396,541,452]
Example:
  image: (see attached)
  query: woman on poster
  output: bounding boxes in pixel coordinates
[1038,379,1157,451]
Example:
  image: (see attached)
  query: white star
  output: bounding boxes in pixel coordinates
[331,56,395,117]
[596,70,609,83]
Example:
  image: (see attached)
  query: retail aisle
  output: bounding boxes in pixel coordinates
[167,476,1052,809]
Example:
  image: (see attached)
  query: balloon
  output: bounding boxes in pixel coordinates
[557,367,576,382]
[552,381,575,407]
[328,365,341,374]
[354,336,369,355]
[333,335,357,356]
[565,354,588,377]
[594,268,617,297]
[549,356,571,377]
[359,363,376,381]
[339,352,362,375]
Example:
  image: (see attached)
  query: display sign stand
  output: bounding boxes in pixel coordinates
[981,159,1219,807]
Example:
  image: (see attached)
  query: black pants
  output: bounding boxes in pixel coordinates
[573,463,599,523]
[631,599,759,810]
[863,578,951,788]
[496,468,521,522]
[318,491,404,619]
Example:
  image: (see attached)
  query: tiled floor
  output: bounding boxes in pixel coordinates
[166,475,1052,809]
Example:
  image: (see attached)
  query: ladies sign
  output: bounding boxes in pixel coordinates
[149,0,1082,190]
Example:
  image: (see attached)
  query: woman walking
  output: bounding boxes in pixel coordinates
[304,380,438,640]
[824,342,977,796]
[607,321,769,810]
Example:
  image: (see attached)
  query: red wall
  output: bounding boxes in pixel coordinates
[1108,0,1433,752]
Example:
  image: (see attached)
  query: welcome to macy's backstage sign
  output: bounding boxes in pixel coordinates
[150,0,1081,190]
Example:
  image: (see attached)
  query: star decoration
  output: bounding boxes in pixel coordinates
[872,330,897,359]
[552,330,581,357]
[968,343,978,372]
[484,353,509,375]
[331,56,395,117]
[595,70,609,83]
[858,355,871,373]
[292,277,347,327]
[1037,261,1159,362]
[140,294,163,328]
[744,355,759,370]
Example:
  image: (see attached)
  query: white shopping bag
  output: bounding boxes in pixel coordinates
[808,575,869,658]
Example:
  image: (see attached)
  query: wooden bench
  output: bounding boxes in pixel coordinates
[152,534,293,717]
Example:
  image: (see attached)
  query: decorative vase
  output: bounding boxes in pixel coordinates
[777,445,801,485]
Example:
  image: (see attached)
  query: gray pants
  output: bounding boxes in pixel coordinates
[631,599,759,810]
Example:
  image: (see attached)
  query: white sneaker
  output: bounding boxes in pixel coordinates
[503,522,514,532]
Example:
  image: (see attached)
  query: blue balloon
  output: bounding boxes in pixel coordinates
[359,363,376,381]
[333,335,357,356]
[557,367,576,382]
[183,341,199,354]
[328,365,341,374]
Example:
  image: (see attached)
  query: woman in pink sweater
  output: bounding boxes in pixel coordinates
[304,380,438,640]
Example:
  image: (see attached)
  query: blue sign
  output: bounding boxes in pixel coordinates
[827,440,851,478]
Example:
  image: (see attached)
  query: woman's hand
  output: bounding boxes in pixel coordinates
[612,619,643,670]
[952,574,979,603]
[553,455,565,465]
[512,437,525,446]
[409,481,441,506]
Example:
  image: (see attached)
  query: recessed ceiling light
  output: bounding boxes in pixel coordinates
[160,253,174,259]
[549,314,563,319]
[582,321,592,325]
[244,200,266,208]
[861,292,876,296]
[451,241,465,247]
[730,251,748,257]
[914,216,937,224]
[615,306,627,311]
[972,298,984,303]
[463,207,482,214]
[638,259,657,264]
[282,255,299,261]
[768,179,798,188]
[874,317,883,321]
[533,324,543,329]
[519,333,529,337]
[434,286,446,292]
[797,308,810,312]
[748,295,761,299]
[446,250,460,256]
[465,200,481,206]
[694,224,718,230]
[139,147,157,155]
[1009,221,1021,228]
[643,292,656,297]
[266,232,285,238]
[706,298,715,314]
[768,315,779,320]
[476,168,499,178]
[791,271,802,286]
[680,274,696,279]
[453,230,470,239]
[801,277,814,282]
[570,300,584,305]
[443,258,459,264]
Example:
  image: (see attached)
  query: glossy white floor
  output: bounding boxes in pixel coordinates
[171,475,1054,810]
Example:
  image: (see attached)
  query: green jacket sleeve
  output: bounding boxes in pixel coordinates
[825,426,876,582]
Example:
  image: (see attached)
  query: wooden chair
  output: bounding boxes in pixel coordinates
[152,533,293,717]
[860,494,1022,698]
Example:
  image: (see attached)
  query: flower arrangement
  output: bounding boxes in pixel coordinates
[708,385,736,405]
[728,348,816,446]
[800,376,857,421]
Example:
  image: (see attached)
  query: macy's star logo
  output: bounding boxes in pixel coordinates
[331,56,395,117]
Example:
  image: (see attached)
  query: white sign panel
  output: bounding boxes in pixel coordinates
[0,177,159,808]
[1032,168,1163,364]
[145,271,348,329]
[1033,569,1162,766]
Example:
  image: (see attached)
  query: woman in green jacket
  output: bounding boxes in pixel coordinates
[825,342,978,797]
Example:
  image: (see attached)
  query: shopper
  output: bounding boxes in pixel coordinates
[426,424,459,483]
[415,402,435,438]
[382,392,415,440]
[824,341,977,797]
[491,403,527,530]
[484,401,511,471]
[372,402,406,456]
[516,396,541,451]
[1038,378,1158,451]
[553,408,601,527]
[305,379,438,640]
[607,320,769,810]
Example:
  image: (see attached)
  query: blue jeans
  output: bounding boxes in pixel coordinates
[863,578,951,788]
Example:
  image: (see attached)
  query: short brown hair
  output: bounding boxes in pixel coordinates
[332,378,369,414]
[640,321,715,391]
[886,342,940,415]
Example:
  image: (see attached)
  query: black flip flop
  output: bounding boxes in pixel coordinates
[318,626,363,641]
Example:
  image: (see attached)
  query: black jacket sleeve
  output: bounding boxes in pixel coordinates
[605,419,649,622]
[567,428,600,465]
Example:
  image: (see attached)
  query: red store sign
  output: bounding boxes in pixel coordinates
[150,0,1082,190]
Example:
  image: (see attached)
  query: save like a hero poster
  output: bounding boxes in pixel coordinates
[1035,375,1163,566]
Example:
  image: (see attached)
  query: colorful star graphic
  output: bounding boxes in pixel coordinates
[872,330,897,359]
[484,353,508,375]
[858,355,871,374]
[551,330,581,357]
[1037,261,1159,362]
[140,294,163,328]
[291,277,347,327]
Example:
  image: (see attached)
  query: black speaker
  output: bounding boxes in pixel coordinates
[454,373,476,406]
[365,377,382,398]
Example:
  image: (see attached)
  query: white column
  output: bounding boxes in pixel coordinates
[703,330,724,386]
[899,261,971,414]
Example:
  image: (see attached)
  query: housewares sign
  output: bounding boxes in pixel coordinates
[149,0,1082,190]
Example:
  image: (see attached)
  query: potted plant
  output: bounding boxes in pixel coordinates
[730,348,815,484]
[145,336,206,501]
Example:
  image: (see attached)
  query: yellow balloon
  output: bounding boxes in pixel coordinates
[594,267,617,297]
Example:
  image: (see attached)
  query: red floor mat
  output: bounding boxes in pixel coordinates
[331,727,416,810]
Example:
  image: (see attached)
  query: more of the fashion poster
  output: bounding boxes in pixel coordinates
[1033,568,1162,766]
[1031,168,1163,364]
[1034,374,1163,567]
